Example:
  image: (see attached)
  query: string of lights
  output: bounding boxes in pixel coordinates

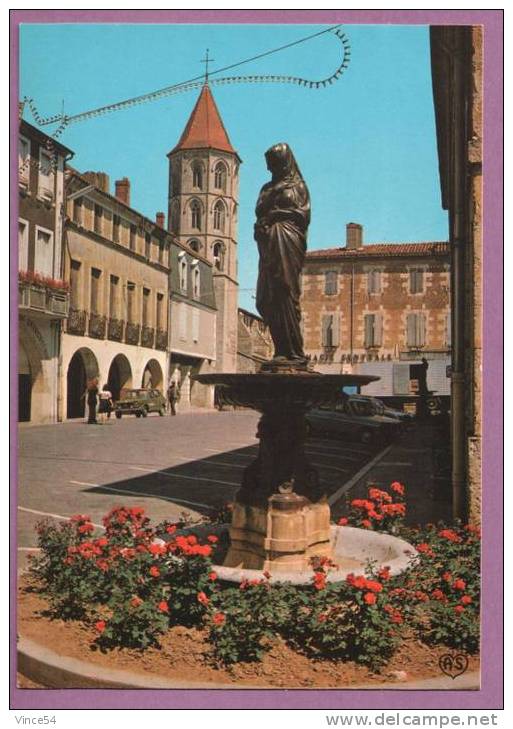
[19,25,350,175]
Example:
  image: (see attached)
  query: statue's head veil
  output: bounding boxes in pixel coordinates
[265,143,304,184]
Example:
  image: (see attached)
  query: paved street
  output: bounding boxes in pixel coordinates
[17,410,384,554]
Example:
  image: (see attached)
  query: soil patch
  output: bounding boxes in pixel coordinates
[18,576,479,689]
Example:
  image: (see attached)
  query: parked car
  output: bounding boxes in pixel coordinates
[306,397,401,445]
[363,396,415,423]
[114,388,166,418]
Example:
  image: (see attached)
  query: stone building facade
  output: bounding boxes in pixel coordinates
[301,224,451,400]
[430,26,483,522]
[18,119,73,424]
[167,83,240,374]
[62,170,171,418]
[168,238,217,409]
[237,308,273,374]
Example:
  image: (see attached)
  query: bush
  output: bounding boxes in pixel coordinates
[337,482,406,532]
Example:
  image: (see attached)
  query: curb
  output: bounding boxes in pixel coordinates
[17,635,480,691]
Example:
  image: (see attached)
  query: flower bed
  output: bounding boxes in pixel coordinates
[24,482,480,678]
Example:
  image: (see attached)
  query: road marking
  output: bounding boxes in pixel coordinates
[312,463,350,474]
[70,480,99,487]
[198,459,246,469]
[327,444,393,506]
[17,506,104,530]
[379,461,413,467]
[129,466,239,488]
[87,484,212,511]
[202,449,254,459]
[305,449,361,462]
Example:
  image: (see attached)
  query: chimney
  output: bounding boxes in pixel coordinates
[156,212,165,229]
[346,222,363,249]
[115,177,131,206]
[83,171,110,193]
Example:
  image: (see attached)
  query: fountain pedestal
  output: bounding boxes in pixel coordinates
[194,371,378,573]
[225,493,331,572]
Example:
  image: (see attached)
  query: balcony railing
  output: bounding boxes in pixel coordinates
[141,325,155,348]
[108,317,124,341]
[19,280,69,319]
[89,313,107,339]
[125,322,140,345]
[155,329,168,351]
[67,308,87,335]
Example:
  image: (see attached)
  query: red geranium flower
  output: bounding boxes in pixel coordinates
[95,620,106,633]
[452,578,466,591]
[213,612,226,625]
[460,595,472,605]
[197,591,209,606]
[208,571,218,581]
[378,566,391,581]
[158,600,169,613]
[364,592,377,605]
[166,525,177,535]
[313,572,327,591]
[361,519,371,529]
[454,605,465,615]
[338,517,348,526]
[150,566,160,578]
[390,481,405,496]
[431,589,445,601]
[131,596,143,608]
[207,535,218,544]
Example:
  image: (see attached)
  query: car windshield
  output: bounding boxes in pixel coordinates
[124,390,147,400]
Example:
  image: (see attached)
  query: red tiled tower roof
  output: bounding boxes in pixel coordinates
[170,84,238,157]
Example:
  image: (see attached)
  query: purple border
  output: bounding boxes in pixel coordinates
[10,8,503,711]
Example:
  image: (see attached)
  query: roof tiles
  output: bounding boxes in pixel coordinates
[171,84,237,156]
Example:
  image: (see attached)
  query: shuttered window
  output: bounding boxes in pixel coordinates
[364,313,383,347]
[321,313,339,347]
[445,311,451,347]
[406,313,426,347]
[324,271,338,295]
[409,268,424,294]
[367,269,382,294]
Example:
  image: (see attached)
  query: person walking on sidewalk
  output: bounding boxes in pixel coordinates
[167,382,178,416]
[98,383,114,424]
[86,378,99,424]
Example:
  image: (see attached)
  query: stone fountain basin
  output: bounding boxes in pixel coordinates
[176,524,416,586]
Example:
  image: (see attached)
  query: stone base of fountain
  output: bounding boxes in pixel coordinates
[224,492,331,572]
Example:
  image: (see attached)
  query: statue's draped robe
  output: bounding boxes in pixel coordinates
[255,148,310,361]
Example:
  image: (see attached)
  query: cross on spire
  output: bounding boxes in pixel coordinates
[200,48,214,83]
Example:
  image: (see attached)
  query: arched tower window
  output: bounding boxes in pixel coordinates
[213,200,226,232]
[214,162,227,191]
[192,162,203,189]
[213,241,225,271]
[188,239,201,254]
[190,200,202,230]
[193,267,200,300]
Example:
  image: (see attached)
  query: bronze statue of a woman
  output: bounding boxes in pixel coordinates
[254,143,311,366]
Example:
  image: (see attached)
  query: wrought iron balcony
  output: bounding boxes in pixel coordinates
[125,322,140,345]
[141,325,155,348]
[89,313,107,339]
[108,317,124,342]
[19,280,69,319]
[155,329,168,351]
[67,308,87,335]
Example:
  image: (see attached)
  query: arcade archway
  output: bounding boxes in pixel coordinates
[66,348,99,419]
[142,359,163,391]
[107,354,133,401]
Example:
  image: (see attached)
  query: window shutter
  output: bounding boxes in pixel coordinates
[374,313,383,346]
[406,313,416,347]
[332,312,340,346]
[393,364,410,395]
[321,314,330,346]
[364,314,373,347]
[418,314,426,346]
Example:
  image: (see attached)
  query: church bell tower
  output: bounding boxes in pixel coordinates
[167,83,241,373]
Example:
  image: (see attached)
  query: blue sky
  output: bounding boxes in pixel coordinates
[20,22,448,312]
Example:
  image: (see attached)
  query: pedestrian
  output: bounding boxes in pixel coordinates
[98,383,114,424]
[86,378,99,424]
[167,381,178,416]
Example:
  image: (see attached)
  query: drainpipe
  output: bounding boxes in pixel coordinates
[450,29,470,521]
[350,263,355,365]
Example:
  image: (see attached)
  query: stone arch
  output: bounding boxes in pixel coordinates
[213,160,228,191]
[190,159,205,189]
[107,353,133,401]
[66,347,99,419]
[18,319,48,423]
[212,240,226,271]
[142,358,163,391]
[187,238,202,254]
